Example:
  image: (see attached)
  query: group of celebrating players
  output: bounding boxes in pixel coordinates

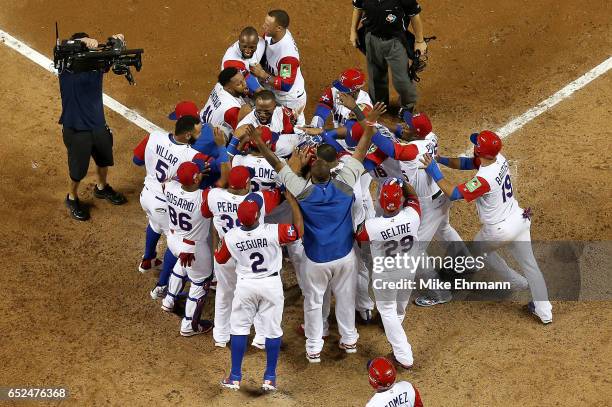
[131,8,552,404]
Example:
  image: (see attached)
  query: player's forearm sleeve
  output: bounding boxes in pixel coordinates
[227,136,241,156]
[215,146,229,163]
[437,156,450,167]
[459,157,476,170]
[425,160,444,182]
[245,74,262,93]
[450,187,464,201]
[321,130,345,153]
[313,104,332,126]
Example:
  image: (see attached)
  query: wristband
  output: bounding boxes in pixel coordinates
[425,160,444,182]
[459,157,476,170]
[227,136,241,156]
[437,156,450,167]
[351,105,366,121]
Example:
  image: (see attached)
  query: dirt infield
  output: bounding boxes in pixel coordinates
[0,1,611,406]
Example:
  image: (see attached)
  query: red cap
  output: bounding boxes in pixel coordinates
[379,179,403,212]
[228,166,251,189]
[368,357,397,391]
[237,193,263,227]
[176,161,200,186]
[169,101,199,120]
[334,68,366,93]
[404,111,432,138]
[470,130,502,159]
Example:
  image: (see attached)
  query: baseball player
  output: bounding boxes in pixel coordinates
[356,178,421,369]
[132,110,217,297]
[310,68,373,129]
[421,131,553,324]
[231,127,279,192]
[396,112,471,307]
[200,68,250,138]
[160,161,214,336]
[217,192,303,392]
[249,103,383,362]
[202,165,282,347]
[234,90,302,158]
[366,357,423,407]
[221,26,265,80]
[250,10,307,125]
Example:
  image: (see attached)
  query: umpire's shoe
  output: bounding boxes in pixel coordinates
[94,184,127,205]
[65,195,90,221]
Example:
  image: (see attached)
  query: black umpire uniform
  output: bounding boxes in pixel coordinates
[353,0,422,113]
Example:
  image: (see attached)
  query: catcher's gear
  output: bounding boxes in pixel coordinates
[191,277,212,332]
[333,68,366,93]
[470,131,502,159]
[368,357,397,391]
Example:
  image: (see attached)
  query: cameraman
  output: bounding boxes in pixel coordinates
[59,32,127,221]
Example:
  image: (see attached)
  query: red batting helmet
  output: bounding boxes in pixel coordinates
[470,130,502,159]
[333,68,365,93]
[368,357,397,391]
[379,178,403,213]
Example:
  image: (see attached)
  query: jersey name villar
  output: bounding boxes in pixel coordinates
[223,223,283,278]
[164,180,210,242]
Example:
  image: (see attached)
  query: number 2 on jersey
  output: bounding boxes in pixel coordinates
[501,174,513,203]
[249,252,268,273]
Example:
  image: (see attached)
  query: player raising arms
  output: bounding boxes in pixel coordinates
[250,9,307,125]
[356,178,421,369]
[217,191,303,392]
[160,161,214,336]
[421,131,553,324]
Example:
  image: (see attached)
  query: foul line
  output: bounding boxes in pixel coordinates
[0,28,166,134]
[463,55,612,155]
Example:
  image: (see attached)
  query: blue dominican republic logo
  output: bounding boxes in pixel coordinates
[386,14,397,23]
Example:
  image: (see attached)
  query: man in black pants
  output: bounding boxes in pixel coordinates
[59,32,127,221]
[350,0,426,115]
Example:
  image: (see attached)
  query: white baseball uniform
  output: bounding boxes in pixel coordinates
[232,154,279,192]
[263,30,307,124]
[202,187,280,344]
[458,153,552,321]
[136,131,204,235]
[161,180,213,333]
[200,83,246,137]
[357,197,421,366]
[215,223,300,338]
[221,38,266,75]
[366,381,423,407]
[237,106,303,157]
[311,87,373,129]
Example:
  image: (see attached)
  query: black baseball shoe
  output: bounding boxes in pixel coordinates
[94,184,127,205]
[65,195,90,221]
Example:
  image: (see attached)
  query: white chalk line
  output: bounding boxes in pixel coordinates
[463,55,612,156]
[0,28,166,134]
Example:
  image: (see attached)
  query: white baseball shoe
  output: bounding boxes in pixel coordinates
[339,342,357,354]
[251,338,266,350]
[527,302,553,325]
[214,341,228,348]
[161,297,174,313]
[150,284,167,300]
[306,352,321,363]
[261,379,277,392]
[221,377,240,390]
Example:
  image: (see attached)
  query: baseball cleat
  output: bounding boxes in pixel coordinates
[306,352,321,363]
[251,340,266,350]
[220,377,240,390]
[150,284,167,300]
[414,295,451,307]
[180,320,213,337]
[526,302,553,325]
[388,353,413,370]
[339,342,358,354]
[160,300,174,313]
[214,341,228,348]
[261,379,277,392]
[357,309,373,324]
[139,257,162,273]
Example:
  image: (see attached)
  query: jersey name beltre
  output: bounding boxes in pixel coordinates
[380,222,413,240]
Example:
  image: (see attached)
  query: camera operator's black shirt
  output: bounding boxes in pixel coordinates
[59,70,105,131]
[353,0,421,39]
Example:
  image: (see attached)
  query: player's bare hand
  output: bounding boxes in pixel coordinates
[111,33,125,42]
[213,126,226,146]
[179,252,195,267]
[366,102,387,122]
[297,126,324,136]
[350,30,359,48]
[78,37,99,49]
[249,63,268,79]
[337,92,357,109]
[414,41,427,56]
[235,124,254,140]
[420,153,433,167]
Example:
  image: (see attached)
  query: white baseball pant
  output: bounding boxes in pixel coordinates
[230,274,284,339]
[139,185,169,234]
[473,209,553,321]
[302,250,359,354]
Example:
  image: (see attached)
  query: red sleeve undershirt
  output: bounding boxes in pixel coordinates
[281,107,296,134]
[355,223,370,242]
[403,193,421,218]
[278,224,301,244]
[224,107,241,130]
[272,56,300,92]
[200,188,214,218]
[214,239,232,263]
[262,189,282,214]
[414,386,423,407]
[318,87,334,109]
[133,135,149,161]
